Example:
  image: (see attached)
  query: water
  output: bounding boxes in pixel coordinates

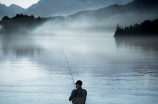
[0,35,158,104]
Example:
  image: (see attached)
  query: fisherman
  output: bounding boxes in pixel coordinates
[69,80,87,104]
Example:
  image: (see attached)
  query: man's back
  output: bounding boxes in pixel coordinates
[69,87,87,104]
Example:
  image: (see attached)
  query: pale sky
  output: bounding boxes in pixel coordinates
[0,0,40,8]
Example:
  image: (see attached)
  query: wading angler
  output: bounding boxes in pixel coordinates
[69,80,87,104]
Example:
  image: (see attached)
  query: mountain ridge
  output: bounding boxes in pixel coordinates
[0,3,14,19]
[24,0,133,17]
[0,0,134,20]
[67,0,158,25]
[0,3,25,19]
[9,4,25,14]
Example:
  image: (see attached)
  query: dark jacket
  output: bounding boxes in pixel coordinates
[69,87,87,103]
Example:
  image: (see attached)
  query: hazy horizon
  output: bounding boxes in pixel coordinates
[0,0,39,8]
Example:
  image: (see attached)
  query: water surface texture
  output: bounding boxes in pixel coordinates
[0,36,158,104]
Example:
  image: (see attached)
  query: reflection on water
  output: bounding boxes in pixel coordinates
[0,35,158,104]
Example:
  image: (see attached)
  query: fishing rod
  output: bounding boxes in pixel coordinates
[58,46,75,88]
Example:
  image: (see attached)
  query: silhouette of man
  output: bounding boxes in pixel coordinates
[69,80,87,104]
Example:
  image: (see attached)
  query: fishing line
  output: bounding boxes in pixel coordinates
[58,45,75,88]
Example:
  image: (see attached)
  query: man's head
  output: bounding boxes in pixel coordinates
[75,80,82,88]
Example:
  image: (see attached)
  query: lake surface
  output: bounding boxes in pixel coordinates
[0,35,158,104]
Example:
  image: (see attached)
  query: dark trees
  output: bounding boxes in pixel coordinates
[114,18,158,37]
[0,14,49,34]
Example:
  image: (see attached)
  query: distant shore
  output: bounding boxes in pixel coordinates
[114,18,158,37]
[0,14,64,35]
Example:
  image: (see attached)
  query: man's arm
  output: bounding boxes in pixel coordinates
[69,90,76,101]
[84,90,87,101]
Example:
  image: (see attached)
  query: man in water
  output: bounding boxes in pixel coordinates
[69,80,87,104]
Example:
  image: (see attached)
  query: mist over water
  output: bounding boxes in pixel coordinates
[0,35,158,104]
[31,19,114,36]
[31,11,158,36]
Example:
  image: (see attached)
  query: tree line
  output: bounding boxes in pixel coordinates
[0,14,64,35]
[114,18,158,37]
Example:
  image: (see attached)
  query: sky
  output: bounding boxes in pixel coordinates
[0,0,40,8]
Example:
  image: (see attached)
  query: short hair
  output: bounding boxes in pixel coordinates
[75,80,82,86]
